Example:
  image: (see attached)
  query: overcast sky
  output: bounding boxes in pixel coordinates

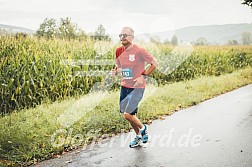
[0,0,251,34]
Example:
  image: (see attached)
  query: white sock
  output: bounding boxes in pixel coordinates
[136,134,142,138]
[140,124,145,131]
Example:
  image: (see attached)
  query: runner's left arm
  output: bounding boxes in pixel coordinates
[142,58,159,76]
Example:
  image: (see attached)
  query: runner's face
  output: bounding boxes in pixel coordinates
[120,28,134,46]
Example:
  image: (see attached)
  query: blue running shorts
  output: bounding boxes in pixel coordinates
[120,86,145,115]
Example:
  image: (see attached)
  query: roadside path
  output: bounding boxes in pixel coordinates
[35,84,252,167]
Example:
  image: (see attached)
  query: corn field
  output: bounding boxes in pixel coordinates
[0,36,252,114]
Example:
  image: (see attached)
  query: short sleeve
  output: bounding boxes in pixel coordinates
[115,47,125,68]
[139,47,154,64]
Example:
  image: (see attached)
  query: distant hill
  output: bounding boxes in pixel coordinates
[1,23,251,45]
[0,24,35,35]
[140,23,252,45]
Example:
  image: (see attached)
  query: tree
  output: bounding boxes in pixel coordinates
[36,18,57,39]
[75,28,87,40]
[95,25,105,37]
[170,35,178,46]
[92,24,110,41]
[228,40,239,45]
[163,39,171,45]
[58,17,77,40]
[195,37,208,46]
[242,32,252,45]
[36,17,87,40]
[242,0,252,8]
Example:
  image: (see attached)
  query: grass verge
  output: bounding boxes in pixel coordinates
[0,67,252,166]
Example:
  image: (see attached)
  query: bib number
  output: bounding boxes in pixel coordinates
[122,68,133,79]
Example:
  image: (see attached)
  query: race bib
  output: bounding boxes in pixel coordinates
[122,68,133,79]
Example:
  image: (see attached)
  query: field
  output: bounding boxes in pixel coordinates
[0,36,252,166]
[0,36,251,114]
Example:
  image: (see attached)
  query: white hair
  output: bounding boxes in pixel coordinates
[122,27,134,35]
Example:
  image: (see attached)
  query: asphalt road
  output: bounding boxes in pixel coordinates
[35,84,252,167]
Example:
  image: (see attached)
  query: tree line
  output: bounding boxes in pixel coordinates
[35,17,110,41]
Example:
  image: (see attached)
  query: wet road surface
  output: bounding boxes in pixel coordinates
[35,84,252,167]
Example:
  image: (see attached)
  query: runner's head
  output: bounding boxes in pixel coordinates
[119,27,134,47]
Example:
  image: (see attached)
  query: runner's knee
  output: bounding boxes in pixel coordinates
[123,112,132,121]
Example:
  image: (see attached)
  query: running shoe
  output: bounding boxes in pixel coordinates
[141,124,148,143]
[129,135,142,148]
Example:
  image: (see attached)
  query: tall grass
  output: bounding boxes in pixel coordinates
[0,37,110,114]
[0,36,252,114]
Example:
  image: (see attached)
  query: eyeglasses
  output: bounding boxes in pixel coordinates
[119,34,133,38]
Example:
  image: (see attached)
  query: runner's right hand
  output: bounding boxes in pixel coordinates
[110,69,117,76]
[110,68,121,76]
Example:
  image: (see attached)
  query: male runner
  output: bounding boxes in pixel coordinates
[111,27,158,147]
